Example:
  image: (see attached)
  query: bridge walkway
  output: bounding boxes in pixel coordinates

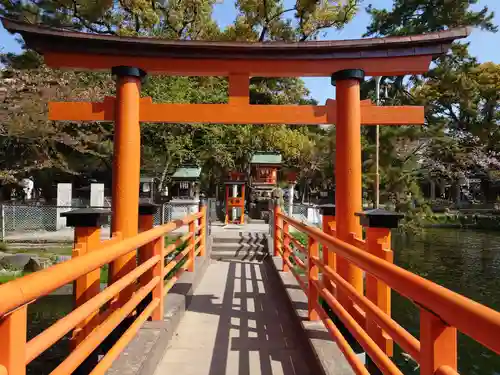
[154,259,315,375]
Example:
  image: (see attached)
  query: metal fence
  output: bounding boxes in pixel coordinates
[0,201,199,238]
[282,203,321,225]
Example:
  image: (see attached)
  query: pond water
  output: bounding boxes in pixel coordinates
[392,229,500,374]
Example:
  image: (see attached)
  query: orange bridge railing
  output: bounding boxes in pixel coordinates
[0,202,207,375]
[272,204,500,375]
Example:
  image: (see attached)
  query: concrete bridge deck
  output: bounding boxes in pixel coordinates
[153,259,315,375]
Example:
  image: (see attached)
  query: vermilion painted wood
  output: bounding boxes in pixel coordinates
[335,78,364,321]
[43,52,434,76]
[0,213,200,315]
[228,74,250,105]
[278,213,500,355]
[72,227,102,348]
[48,99,425,125]
[312,256,420,362]
[188,221,196,272]
[366,227,394,356]
[273,203,282,257]
[0,305,27,375]
[198,203,207,256]
[282,222,290,272]
[322,214,336,294]
[307,237,320,321]
[108,75,142,301]
[420,309,458,375]
[25,256,160,364]
[312,279,403,375]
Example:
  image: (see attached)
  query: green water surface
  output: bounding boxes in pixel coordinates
[392,229,500,374]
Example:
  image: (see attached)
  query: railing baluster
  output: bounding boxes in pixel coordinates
[0,305,27,375]
[365,227,393,357]
[357,209,403,362]
[273,200,282,257]
[61,208,109,349]
[308,236,320,321]
[188,219,195,272]
[282,221,290,272]
[138,203,156,290]
[151,236,164,320]
[198,199,207,256]
[420,309,457,375]
[319,204,336,294]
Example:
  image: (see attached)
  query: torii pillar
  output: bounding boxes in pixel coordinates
[109,66,146,299]
[332,69,365,297]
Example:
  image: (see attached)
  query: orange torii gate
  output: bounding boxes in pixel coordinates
[2,18,469,300]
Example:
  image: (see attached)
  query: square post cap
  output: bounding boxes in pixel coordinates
[319,204,336,216]
[331,69,365,86]
[355,208,404,229]
[61,208,110,228]
[139,202,159,216]
[111,66,147,83]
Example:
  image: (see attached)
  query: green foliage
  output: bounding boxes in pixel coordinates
[362,0,499,225]
[1,0,358,197]
[365,0,497,37]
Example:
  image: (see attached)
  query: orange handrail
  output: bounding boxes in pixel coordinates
[312,256,420,361]
[0,207,206,375]
[278,212,500,354]
[25,255,160,364]
[274,210,500,375]
[0,213,200,316]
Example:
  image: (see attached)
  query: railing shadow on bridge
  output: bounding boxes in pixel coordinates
[167,260,325,375]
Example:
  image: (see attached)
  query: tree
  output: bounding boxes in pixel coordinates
[365,0,497,37]
[0,61,115,199]
[0,0,362,200]
[0,0,219,38]
[363,0,498,213]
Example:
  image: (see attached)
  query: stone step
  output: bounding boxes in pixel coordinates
[211,242,268,252]
[212,236,268,245]
[210,249,269,262]
[247,219,267,224]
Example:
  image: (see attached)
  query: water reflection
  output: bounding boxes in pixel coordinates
[392,229,500,374]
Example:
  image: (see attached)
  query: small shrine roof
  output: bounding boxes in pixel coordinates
[251,153,282,165]
[172,166,201,180]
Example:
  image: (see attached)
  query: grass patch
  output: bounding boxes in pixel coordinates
[0,271,28,284]
[5,246,73,255]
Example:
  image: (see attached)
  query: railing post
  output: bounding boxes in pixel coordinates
[273,199,282,257]
[188,218,195,272]
[319,204,336,293]
[0,305,28,375]
[420,308,457,375]
[356,208,403,371]
[138,202,157,297]
[61,208,110,348]
[138,203,164,320]
[307,236,320,321]
[282,221,290,272]
[151,235,165,321]
[198,199,207,257]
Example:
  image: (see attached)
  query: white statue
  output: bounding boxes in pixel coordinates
[20,178,34,200]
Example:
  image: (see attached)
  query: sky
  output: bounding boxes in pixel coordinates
[1,0,500,104]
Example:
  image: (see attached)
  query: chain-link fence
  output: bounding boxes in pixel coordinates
[0,201,201,238]
[282,203,321,225]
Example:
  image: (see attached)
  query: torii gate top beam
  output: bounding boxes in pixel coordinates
[2,18,470,77]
